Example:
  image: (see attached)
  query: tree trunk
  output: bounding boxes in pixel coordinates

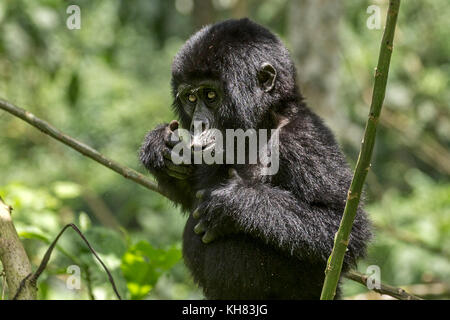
[0,197,36,299]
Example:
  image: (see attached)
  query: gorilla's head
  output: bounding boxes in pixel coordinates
[171,18,300,135]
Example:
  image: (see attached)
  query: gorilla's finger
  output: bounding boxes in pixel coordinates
[163,148,183,161]
[166,135,192,152]
[166,132,181,148]
[163,150,171,160]
[202,230,218,244]
[228,168,242,181]
[166,169,189,180]
[163,152,193,170]
[169,120,179,131]
[194,221,207,235]
[196,189,206,199]
[192,208,202,219]
[162,149,174,160]
[164,159,192,174]
[164,122,181,148]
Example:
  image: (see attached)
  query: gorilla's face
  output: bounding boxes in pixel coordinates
[175,80,223,151]
[174,62,276,152]
[176,80,222,132]
[169,18,301,162]
[171,19,297,135]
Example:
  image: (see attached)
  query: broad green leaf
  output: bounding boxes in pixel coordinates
[121,241,182,299]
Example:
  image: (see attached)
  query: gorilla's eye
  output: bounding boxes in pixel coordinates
[206,90,216,101]
[188,94,197,103]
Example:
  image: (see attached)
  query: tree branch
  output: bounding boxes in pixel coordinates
[12,223,122,300]
[0,98,168,199]
[0,197,36,299]
[321,0,401,300]
[344,270,422,300]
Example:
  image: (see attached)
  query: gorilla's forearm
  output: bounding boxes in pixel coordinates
[207,181,367,266]
[140,122,196,210]
[154,174,195,210]
[226,183,334,261]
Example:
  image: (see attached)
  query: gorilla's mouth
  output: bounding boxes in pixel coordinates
[191,130,215,148]
[191,129,221,155]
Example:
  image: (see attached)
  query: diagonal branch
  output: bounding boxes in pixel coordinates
[0,98,168,199]
[345,270,422,300]
[13,223,122,300]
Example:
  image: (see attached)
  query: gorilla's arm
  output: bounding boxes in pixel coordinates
[193,115,371,266]
[193,176,369,266]
[140,123,195,210]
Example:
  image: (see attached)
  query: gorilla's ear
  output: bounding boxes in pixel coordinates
[257,62,277,92]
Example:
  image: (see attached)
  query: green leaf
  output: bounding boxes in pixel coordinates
[19,230,50,242]
[121,241,181,299]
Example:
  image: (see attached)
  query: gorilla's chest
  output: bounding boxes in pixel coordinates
[181,215,317,299]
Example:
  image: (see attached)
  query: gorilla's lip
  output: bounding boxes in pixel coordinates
[191,142,224,160]
[201,142,216,152]
[190,130,225,157]
[191,141,216,152]
[191,131,216,148]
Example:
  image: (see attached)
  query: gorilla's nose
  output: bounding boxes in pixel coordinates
[190,118,210,134]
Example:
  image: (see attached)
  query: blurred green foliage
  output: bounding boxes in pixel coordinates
[122,241,181,299]
[0,0,448,299]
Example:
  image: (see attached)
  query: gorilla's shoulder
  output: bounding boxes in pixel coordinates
[280,106,339,150]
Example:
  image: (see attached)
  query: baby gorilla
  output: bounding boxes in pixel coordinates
[140,18,371,299]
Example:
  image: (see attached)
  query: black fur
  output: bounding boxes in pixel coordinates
[140,18,371,299]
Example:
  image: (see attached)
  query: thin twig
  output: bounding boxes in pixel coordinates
[0,98,168,199]
[13,223,122,300]
[321,0,401,300]
[345,270,422,300]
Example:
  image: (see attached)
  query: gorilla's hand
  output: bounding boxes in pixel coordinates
[140,120,193,180]
[192,169,243,243]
